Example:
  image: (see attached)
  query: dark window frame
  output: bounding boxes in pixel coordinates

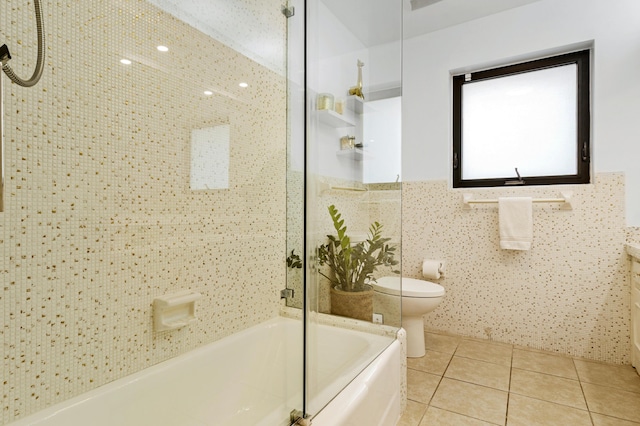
[452,50,591,188]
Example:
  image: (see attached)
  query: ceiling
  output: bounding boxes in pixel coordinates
[323,0,543,47]
[147,0,543,74]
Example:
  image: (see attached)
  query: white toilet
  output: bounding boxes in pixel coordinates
[373,276,445,358]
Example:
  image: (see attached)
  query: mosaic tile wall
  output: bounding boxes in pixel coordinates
[401,173,631,364]
[628,227,640,245]
[0,0,286,423]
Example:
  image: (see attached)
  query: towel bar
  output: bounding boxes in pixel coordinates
[463,191,573,210]
[318,182,368,194]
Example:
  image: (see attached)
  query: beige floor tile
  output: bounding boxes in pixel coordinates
[512,344,551,354]
[582,382,640,423]
[408,350,453,375]
[506,394,592,426]
[410,330,640,426]
[397,400,428,426]
[444,356,511,391]
[455,339,513,366]
[419,406,498,426]
[407,369,442,404]
[574,359,640,393]
[592,413,640,426]
[431,378,508,425]
[465,336,514,348]
[509,368,587,410]
[425,332,460,354]
[511,348,578,379]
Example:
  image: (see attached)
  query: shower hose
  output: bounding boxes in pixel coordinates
[0,0,45,212]
[1,0,45,87]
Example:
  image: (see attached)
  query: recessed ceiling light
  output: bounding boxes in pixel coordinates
[203,90,213,96]
[157,45,169,52]
[239,82,249,88]
[120,59,132,65]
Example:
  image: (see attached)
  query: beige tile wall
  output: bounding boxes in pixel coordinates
[1,1,286,423]
[402,173,631,364]
[628,227,640,244]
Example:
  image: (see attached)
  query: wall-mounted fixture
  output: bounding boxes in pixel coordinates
[462,191,573,210]
[153,290,202,332]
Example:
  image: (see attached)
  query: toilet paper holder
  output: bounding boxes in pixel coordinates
[422,259,445,279]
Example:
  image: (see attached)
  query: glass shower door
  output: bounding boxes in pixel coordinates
[303,0,403,419]
[1,0,298,424]
[285,0,306,423]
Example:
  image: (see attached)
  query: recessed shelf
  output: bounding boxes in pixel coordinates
[318,109,356,127]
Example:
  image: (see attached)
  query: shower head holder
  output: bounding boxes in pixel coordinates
[0,44,11,66]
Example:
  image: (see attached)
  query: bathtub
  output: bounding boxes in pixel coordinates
[9,316,401,426]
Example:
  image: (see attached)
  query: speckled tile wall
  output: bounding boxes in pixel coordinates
[0,0,286,423]
[402,173,631,364]
[628,227,640,244]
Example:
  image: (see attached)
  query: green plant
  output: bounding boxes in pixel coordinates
[286,249,302,269]
[317,205,398,292]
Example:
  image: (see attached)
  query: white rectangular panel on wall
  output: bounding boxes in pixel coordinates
[190,124,230,190]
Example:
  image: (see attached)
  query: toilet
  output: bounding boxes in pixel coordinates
[373,276,445,358]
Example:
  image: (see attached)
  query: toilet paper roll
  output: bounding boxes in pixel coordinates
[422,260,443,280]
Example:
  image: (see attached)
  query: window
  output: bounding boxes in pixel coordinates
[452,50,590,188]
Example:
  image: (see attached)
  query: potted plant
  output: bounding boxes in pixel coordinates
[317,205,399,321]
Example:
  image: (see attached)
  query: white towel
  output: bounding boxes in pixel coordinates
[498,197,533,251]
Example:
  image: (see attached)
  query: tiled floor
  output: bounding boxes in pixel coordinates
[398,331,640,426]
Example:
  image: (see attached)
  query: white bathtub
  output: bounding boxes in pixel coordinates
[9,316,401,426]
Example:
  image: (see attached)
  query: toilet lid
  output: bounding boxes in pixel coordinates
[373,276,445,298]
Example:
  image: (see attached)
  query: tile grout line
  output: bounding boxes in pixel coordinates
[509,365,580,381]
[573,357,596,426]
[414,335,460,425]
[424,340,458,405]
[505,346,514,426]
[434,339,509,425]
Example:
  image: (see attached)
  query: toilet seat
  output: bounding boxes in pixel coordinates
[373,276,445,298]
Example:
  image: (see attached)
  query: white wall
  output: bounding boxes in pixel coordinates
[307,2,403,182]
[403,0,640,226]
[306,2,369,181]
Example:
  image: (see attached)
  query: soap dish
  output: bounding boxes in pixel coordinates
[153,290,202,332]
